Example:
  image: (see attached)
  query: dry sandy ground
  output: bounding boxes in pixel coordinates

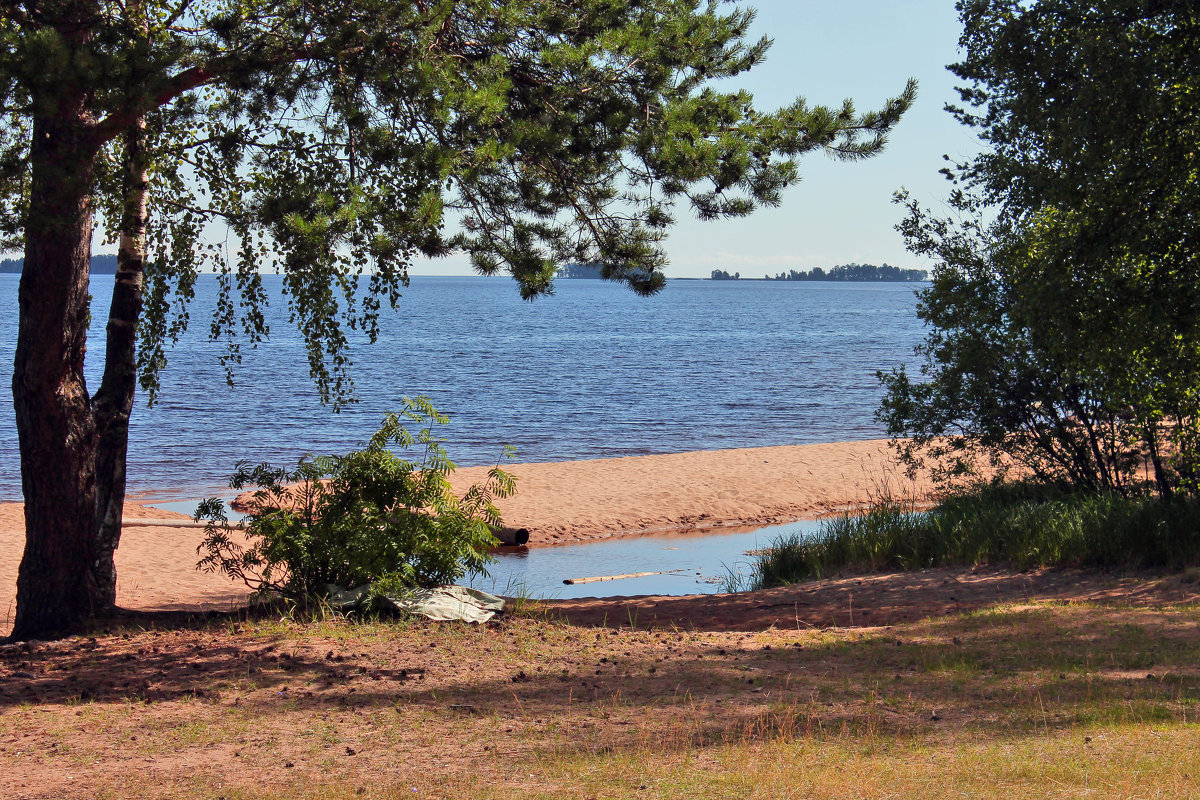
[446,439,931,544]
[5,442,1200,798]
[538,565,1200,631]
[2,567,1200,799]
[1,439,929,633]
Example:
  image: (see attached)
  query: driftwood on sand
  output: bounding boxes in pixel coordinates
[564,569,685,585]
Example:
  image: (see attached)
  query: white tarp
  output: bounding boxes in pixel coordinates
[329,584,505,623]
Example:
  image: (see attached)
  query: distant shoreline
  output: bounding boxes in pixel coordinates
[710,264,928,282]
[557,261,927,282]
[707,276,927,283]
[0,254,118,275]
[0,262,928,282]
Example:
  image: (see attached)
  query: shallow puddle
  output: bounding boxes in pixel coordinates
[466,520,823,599]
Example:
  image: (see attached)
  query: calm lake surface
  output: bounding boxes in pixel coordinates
[0,274,925,502]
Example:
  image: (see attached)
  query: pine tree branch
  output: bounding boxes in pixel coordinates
[90,47,312,146]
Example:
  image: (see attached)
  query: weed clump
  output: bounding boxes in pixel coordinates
[196,397,514,603]
[752,483,1200,588]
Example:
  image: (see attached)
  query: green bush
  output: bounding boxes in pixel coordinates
[195,397,515,601]
[752,484,1200,589]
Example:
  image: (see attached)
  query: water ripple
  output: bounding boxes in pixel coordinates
[0,275,924,500]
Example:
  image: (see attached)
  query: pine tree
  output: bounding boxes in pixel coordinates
[0,0,914,638]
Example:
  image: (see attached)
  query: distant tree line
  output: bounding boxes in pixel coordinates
[710,263,927,281]
[0,255,119,275]
[557,262,604,279]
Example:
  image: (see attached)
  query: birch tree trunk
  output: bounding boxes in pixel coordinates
[91,119,150,606]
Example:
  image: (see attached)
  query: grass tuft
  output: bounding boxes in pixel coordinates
[752,484,1200,588]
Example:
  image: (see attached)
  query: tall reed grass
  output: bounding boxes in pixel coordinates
[752,484,1200,589]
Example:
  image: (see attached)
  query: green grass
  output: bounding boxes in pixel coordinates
[752,483,1200,588]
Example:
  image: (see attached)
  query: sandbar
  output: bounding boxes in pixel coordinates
[446,438,928,544]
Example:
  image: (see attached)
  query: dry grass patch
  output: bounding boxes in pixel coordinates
[543,724,1200,799]
[1,596,1198,799]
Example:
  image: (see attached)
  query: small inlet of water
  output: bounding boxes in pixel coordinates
[465,520,822,599]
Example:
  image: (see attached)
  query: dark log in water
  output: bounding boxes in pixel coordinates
[493,526,530,546]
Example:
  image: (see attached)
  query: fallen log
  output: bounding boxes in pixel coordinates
[492,526,531,546]
[564,569,685,585]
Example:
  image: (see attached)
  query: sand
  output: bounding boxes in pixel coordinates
[0,502,251,633]
[0,439,931,632]
[446,439,928,544]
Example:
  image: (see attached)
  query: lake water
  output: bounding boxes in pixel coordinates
[0,274,925,501]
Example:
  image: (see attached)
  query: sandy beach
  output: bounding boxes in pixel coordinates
[446,438,930,544]
[0,439,931,632]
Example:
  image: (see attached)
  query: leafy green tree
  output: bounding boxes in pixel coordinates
[881,195,1159,493]
[1,0,914,638]
[196,398,514,600]
[881,0,1200,497]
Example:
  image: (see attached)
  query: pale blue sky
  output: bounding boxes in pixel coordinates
[417,0,976,279]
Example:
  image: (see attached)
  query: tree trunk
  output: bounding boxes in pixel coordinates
[91,120,150,605]
[1145,423,1173,499]
[10,96,102,639]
